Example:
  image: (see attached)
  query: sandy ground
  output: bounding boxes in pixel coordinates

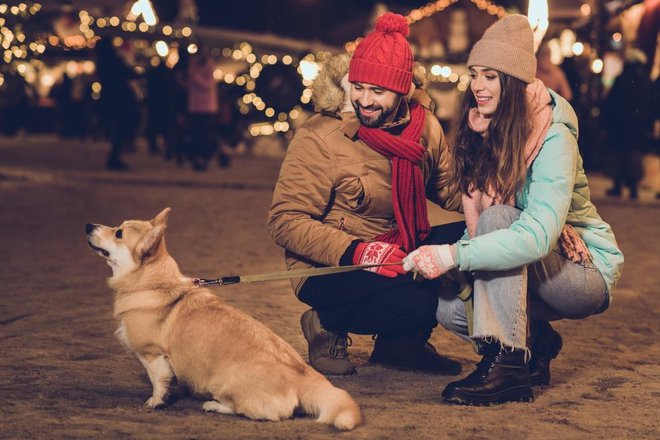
[0,136,658,439]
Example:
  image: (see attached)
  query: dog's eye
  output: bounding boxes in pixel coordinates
[115,229,123,239]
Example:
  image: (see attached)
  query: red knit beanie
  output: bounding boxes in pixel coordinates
[348,13,413,95]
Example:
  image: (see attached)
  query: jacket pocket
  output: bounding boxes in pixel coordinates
[343,176,370,212]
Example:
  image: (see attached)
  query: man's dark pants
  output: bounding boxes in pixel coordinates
[298,221,466,338]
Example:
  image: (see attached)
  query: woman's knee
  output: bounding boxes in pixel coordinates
[535,290,609,320]
[476,205,522,236]
[530,262,610,320]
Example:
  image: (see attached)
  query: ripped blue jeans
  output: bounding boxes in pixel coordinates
[436,205,609,350]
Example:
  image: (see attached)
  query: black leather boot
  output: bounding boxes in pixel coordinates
[442,343,533,405]
[529,321,563,387]
[369,332,462,375]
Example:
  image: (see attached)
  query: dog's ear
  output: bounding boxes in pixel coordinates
[138,208,170,259]
[137,223,166,259]
[151,207,171,226]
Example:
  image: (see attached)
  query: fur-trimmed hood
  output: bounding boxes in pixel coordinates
[311,53,428,116]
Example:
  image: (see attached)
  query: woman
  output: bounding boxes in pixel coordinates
[403,15,624,405]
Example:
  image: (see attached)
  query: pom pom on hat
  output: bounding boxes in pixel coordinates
[348,12,413,94]
[375,12,410,37]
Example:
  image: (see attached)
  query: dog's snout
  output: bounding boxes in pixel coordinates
[86,223,96,235]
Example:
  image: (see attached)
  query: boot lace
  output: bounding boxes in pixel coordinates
[328,335,352,359]
[468,345,500,380]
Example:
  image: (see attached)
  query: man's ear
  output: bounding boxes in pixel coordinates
[405,82,416,101]
[340,74,354,113]
[137,224,166,259]
[151,207,171,226]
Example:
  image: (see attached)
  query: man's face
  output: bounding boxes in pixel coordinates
[350,82,401,128]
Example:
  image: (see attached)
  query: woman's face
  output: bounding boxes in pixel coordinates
[469,66,501,116]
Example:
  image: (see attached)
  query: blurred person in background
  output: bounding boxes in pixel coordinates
[654,75,660,199]
[51,74,74,137]
[164,49,190,165]
[69,73,90,139]
[601,48,653,199]
[0,70,31,136]
[145,61,176,156]
[214,84,236,168]
[187,44,219,171]
[404,15,623,406]
[52,73,89,139]
[536,42,572,101]
[95,39,140,171]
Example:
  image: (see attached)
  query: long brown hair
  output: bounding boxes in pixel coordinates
[450,72,531,202]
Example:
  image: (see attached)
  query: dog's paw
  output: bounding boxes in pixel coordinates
[145,396,166,409]
[203,400,235,415]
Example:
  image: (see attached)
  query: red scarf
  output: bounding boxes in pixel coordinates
[357,103,429,251]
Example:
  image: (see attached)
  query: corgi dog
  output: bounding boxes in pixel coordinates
[86,208,361,430]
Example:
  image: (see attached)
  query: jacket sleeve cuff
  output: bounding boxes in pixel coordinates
[340,240,363,266]
[455,239,472,271]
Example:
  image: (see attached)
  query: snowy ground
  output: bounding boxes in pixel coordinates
[0,136,658,439]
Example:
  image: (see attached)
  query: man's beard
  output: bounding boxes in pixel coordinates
[352,101,397,128]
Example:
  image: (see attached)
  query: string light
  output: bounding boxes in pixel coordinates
[572,42,584,56]
[233,1,511,135]
[89,16,194,42]
[127,0,158,26]
[0,1,594,137]
[207,46,336,136]
[407,0,459,26]
[0,2,48,66]
[347,0,506,52]
[154,40,168,57]
[591,58,603,74]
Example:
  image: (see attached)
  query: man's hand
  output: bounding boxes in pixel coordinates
[353,241,407,278]
[403,244,456,279]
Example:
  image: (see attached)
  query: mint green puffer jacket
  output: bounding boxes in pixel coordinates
[454,89,624,297]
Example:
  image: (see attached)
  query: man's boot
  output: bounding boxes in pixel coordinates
[369,332,462,375]
[300,309,356,376]
[529,321,563,387]
[442,342,533,405]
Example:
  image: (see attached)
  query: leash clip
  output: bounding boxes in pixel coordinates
[193,276,240,287]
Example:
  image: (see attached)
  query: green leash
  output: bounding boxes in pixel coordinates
[193,262,404,287]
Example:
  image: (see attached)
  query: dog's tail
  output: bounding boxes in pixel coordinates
[298,371,362,431]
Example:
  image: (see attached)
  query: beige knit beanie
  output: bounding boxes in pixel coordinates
[467,14,536,84]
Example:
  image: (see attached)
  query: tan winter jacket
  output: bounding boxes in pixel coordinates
[267,54,460,295]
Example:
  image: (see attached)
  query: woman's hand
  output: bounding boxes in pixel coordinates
[403,244,456,279]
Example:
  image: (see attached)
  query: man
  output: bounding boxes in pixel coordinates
[268,13,465,376]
